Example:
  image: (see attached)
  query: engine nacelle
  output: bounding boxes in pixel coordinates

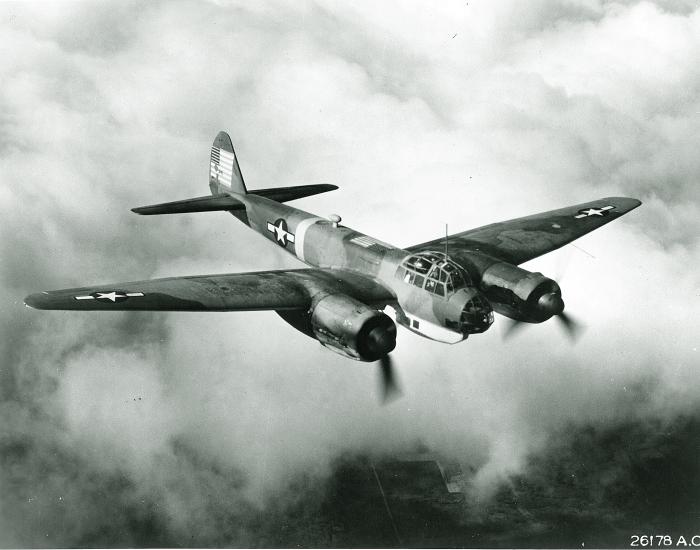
[480,262,564,323]
[277,294,396,361]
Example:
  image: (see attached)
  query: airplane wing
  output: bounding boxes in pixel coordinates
[24,269,394,311]
[406,197,642,265]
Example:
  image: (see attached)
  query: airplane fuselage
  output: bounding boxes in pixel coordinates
[231,192,491,343]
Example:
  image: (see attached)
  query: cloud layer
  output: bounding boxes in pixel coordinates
[1,1,699,546]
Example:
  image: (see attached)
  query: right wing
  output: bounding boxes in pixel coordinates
[407,196,642,265]
[24,269,394,311]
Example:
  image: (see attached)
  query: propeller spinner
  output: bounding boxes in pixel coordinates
[503,290,583,342]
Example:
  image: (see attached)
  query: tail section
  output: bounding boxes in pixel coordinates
[131,131,339,216]
[210,131,247,195]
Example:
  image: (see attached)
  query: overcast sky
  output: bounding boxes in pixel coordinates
[1,0,699,546]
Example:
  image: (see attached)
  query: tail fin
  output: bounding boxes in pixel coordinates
[210,131,247,195]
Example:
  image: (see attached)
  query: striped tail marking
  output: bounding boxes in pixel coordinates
[210,146,236,189]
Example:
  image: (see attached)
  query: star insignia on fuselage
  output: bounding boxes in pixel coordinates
[266,218,295,247]
[574,205,615,219]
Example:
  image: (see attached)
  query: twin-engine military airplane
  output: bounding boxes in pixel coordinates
[25,131,641,399]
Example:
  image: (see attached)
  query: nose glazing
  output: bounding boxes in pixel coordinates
[459,294,494,334]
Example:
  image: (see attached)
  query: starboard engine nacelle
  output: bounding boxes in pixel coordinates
[277,294,396,361]
[480,262,565,323]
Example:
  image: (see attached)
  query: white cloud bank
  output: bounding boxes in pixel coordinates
[1,0,699,546]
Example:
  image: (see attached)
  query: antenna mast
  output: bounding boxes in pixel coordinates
[445,223,448,258]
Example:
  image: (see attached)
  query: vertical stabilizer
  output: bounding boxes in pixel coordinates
[210,131,247,195]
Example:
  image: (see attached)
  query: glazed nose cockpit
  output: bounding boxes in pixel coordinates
[398,251,469,296]
[396,251,495,335]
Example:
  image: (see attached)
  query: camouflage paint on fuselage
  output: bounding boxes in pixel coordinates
[232,192,405,279]
[228,191,487,343]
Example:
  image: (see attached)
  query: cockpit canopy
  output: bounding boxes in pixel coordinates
[396,251,472,297]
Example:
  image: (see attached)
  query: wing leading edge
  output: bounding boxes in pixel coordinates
[24,269,394,312]
[407,196,641,265]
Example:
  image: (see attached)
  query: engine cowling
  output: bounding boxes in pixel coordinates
[277,294,396,361]
[480,262,565,323]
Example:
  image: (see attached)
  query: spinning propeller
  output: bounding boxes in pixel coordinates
[377,354,401,403]
[503,290,584,342]
[365,322,401,403]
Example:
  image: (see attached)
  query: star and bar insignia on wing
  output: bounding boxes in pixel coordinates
[574,205,615,219]
[267,218,295,247]
[74,291,145,302]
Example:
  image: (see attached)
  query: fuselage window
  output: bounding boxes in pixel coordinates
[399,252,471,294]
[424,279,446,297]
[414,261,430,274]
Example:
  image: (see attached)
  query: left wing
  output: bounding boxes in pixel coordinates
[24,269,394,311]
[407,197,641,265]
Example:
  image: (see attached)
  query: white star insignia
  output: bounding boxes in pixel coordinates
[574,205,615,219]
[74,291,145,302]
[266,220,295,245]
[96,292,123,302]
[273,222,287,242]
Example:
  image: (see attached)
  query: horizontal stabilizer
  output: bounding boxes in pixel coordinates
[250,183,338,202]
[132,184,338,215]
[131,194,244,215]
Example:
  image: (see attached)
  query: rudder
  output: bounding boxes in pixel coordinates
[210,131,247,195]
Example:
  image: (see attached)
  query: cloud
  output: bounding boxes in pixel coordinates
[1,0,699,546]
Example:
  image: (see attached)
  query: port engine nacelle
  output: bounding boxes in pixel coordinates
[277,294,396,361]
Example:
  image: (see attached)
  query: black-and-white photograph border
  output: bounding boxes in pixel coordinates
[2,1,699,547]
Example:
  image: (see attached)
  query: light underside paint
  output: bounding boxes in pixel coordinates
[404,316,465,344]
[383,305,464,344]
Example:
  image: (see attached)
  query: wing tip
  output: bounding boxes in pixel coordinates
[604,196,642,210]
[24,292,50,310]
